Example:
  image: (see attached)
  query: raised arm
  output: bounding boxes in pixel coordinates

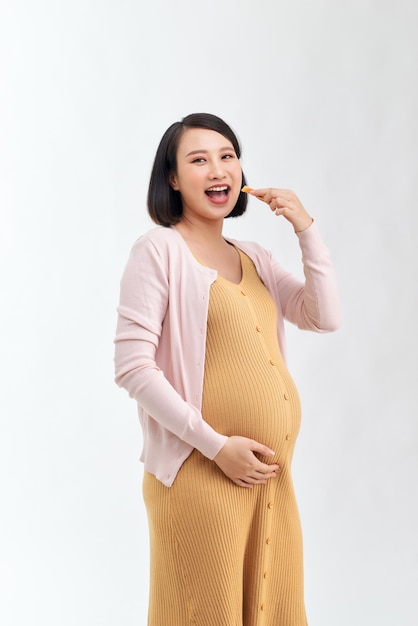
[245,187,340,332]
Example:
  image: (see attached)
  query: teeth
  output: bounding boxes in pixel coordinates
[207,186,228,192]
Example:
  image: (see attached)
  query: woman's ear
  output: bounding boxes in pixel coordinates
[169,173,179,191]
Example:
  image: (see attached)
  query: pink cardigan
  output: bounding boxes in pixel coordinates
[114,223,339,486]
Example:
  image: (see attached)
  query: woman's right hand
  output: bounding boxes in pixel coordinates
[213,436,280,488]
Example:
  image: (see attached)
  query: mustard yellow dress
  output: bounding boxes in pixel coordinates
[143,249,307,625]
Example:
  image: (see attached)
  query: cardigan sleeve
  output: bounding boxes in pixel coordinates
[269,222,340,332]
[114,235,228,459]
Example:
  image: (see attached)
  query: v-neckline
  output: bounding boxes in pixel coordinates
[193,244,244,286]
[214,246,245,286]
[172,227,244,285]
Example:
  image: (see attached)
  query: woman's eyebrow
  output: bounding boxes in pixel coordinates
[185,147,234,157]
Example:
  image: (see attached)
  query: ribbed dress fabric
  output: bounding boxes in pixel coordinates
[142,248,308,626]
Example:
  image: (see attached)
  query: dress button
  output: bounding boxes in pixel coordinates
[266,537,272,545]
[286,433,291,441]
[269,359,275,366]
[261,604,265,611]
[241,289,246,296]
[284,392,289,400]
[267,501,273,509]
[263,571,268,579]
[256,325,262,332]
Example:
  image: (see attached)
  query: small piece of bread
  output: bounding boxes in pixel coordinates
[241,186,253,193]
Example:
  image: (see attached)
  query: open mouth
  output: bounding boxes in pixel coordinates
[205,185,230,199]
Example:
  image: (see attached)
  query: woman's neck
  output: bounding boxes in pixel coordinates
[174,216,225,248]
[174,217,241,283]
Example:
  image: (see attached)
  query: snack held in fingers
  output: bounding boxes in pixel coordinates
[241,185,267,202]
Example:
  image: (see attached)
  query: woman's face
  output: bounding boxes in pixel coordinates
[170,127,242,225]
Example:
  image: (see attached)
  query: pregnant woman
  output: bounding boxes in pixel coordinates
[114,112,339,625]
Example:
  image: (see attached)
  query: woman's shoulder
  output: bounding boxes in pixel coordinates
[130,225,183,255]
[136,225,178,244]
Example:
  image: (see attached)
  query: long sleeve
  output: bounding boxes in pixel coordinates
[270,222,340,332]
[114,233,228,461]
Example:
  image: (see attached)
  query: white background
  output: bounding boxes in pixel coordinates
[1,1,417,624]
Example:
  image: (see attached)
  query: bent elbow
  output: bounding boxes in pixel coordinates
[320,321,340,333]
[318,309,341,333]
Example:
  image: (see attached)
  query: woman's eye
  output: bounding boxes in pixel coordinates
[222,154,234,160]
[192,157,206,163]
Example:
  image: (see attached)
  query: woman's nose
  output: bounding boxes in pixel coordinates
[208,159,226,179]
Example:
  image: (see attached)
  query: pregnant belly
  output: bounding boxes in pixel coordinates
[202,363,302,461]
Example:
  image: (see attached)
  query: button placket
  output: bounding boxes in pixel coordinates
[258,478,275,622]
[281,385,294,452]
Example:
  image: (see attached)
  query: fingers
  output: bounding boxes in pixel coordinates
[248,187,313,232]
[243,438,282,476]
[234,478,257,488]
[241,451,280,485]
[213,436,282,488]
[249,440,280,469]
[251,188,299,212]
[248,188,303,218]
[248,187,296,205]
[250,463,280,482]
[233,472,270,488]
[233,466,278,488]
[250,440,276,457]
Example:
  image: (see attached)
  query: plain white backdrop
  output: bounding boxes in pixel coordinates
[1,1,417,624]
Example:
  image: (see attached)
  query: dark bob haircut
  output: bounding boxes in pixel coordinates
[147,113,248,226]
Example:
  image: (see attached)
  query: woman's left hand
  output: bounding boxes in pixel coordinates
[248,187,313,232]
